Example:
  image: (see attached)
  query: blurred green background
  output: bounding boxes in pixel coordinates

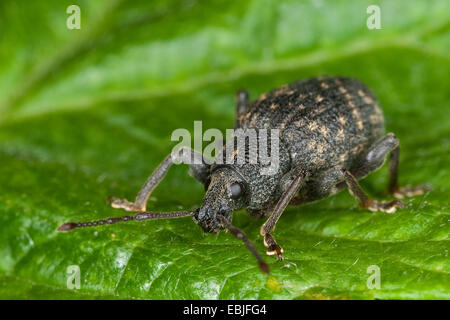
[0,0,449,299]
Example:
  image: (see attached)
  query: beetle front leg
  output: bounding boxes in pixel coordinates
[110,147,210,212]
[260,169,309,260]
[344,170,405,213]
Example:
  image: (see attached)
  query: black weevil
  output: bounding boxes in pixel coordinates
[58,76,430,273]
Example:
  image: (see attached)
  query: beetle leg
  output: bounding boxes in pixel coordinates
[386,144,432,199]
[352,133,431,199]
[234,89,249,128]
[344,170,405,213]
[236,89,249,116]
[109,147,210,212]
[260,169,309,260]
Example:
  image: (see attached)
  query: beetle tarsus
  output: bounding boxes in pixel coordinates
[344,170,406,213]
[108,196,141,212]
[266,245,284,261]
[390,184,433,199]
[263,233,284,260]
[368,199,405,213]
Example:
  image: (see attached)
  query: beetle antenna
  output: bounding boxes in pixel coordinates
[57,210,196,232]
[218,215,270,274]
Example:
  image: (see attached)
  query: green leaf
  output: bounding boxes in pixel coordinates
[0,0,449,299]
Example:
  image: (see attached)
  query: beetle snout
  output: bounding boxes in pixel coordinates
[198,206,212,221]
[194,205,232,233]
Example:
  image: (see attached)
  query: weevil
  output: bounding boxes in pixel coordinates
[58,76,431,273]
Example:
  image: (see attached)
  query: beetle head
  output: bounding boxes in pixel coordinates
[193,166,248,233]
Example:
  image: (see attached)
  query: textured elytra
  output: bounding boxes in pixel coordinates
[238,76,384,169]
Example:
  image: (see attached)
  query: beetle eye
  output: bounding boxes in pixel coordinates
[230,182,243,199]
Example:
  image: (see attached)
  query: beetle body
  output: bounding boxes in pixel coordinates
[198,77,384,231]
[239,76,384,174]
[59,76,429,272]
